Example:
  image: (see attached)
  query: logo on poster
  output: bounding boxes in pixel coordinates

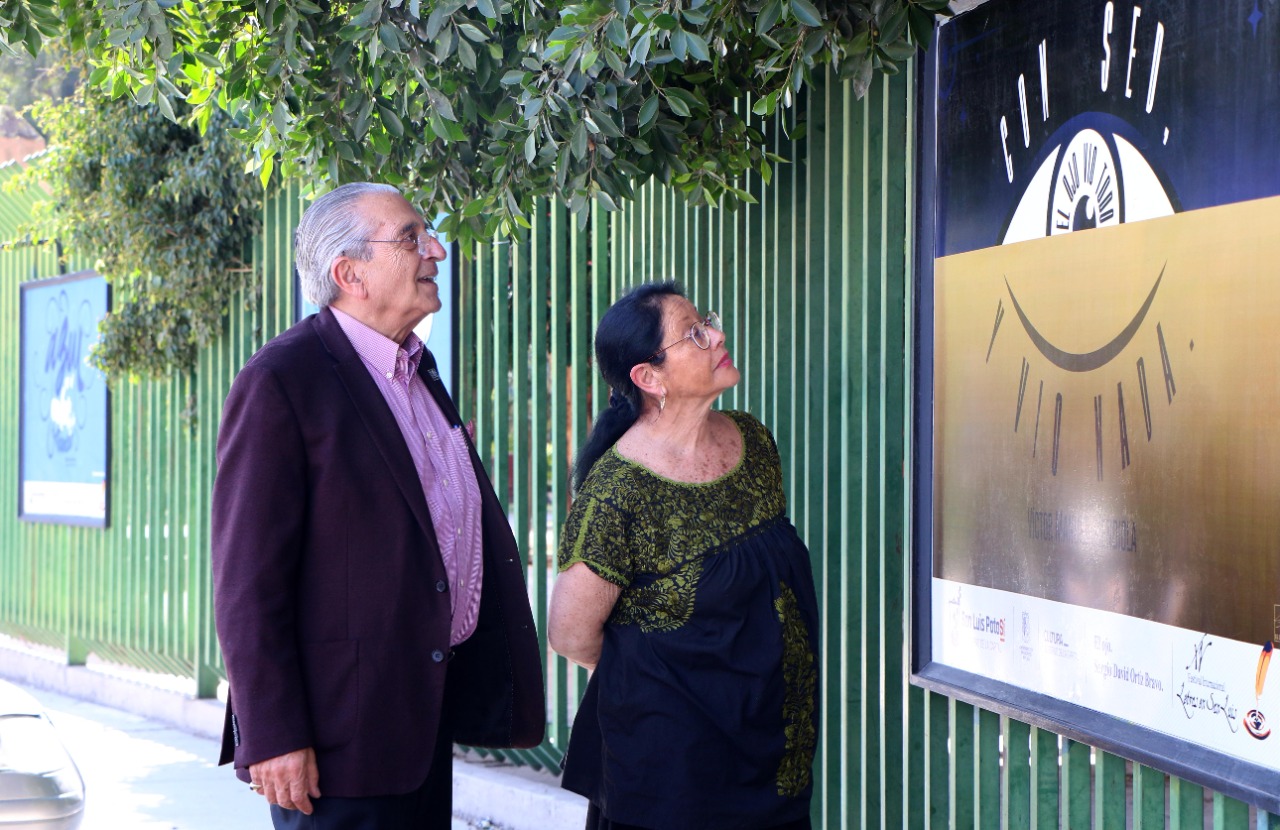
[1173,635,1239,734]
[1244,642,1273,740]
[1018,611,1035,660]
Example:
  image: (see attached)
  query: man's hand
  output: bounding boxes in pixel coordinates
[249,748,321,814]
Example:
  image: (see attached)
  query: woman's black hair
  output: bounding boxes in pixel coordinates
[572,281,684,491]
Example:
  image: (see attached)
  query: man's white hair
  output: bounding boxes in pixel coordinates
[294,182,402,308]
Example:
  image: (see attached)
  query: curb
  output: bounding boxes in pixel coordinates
[0,643,587,830]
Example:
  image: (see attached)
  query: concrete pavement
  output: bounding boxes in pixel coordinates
[1,643,587,830]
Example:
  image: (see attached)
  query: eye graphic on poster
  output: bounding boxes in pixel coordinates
[20,272,110,527]
[914,0,1280,813]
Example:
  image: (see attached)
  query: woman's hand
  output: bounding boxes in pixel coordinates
[548,563,622,670]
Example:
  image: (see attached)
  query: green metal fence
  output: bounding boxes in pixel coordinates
[1,66,1277,828]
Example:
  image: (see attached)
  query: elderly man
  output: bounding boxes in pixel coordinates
[211,182,545,828]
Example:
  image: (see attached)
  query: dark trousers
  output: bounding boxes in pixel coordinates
[270,721,454,830]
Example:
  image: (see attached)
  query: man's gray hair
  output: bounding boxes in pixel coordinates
[295,182,402,308]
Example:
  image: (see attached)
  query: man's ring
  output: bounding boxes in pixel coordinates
[249,782,262,791]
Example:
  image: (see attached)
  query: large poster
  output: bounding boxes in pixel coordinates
[19,271,109,526]
[915,0,1280,809]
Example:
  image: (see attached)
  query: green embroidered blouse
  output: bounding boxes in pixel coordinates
[558,410,820,830]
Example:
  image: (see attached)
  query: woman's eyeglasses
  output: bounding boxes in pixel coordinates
[644,312,722,363]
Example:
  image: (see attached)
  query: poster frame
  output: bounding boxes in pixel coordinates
[908,3,1280,813]
[18,269,111,528]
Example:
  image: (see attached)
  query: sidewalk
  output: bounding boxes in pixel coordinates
[0,644,587,830]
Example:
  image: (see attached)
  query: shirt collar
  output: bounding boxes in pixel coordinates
[331,307,424,381]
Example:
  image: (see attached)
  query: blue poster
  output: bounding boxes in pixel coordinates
[20,271,109,526]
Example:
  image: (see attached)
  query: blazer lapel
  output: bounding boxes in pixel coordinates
[417,350,495,495]
[314,308,438,543]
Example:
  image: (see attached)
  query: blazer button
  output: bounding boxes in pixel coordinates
[431,650,445,663]
[435,580,448,593]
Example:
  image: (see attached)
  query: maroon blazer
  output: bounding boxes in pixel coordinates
[211,307,545,797]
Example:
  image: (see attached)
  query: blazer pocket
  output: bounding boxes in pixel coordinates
[300,639,359,750]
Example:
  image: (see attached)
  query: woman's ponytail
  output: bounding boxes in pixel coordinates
[571,282,683,491]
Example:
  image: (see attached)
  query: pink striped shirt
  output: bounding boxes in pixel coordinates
[333,308,484,645]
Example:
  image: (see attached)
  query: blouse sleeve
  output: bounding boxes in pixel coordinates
[557,491,633,588]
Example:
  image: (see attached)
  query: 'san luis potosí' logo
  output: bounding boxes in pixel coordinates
[1244,642,1273,740]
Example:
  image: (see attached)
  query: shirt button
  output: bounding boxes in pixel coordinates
[435,580,447,593]
[385,371,393,379]
[431,649,445,663]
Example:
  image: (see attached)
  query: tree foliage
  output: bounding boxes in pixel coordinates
[1,0,950,251]
[0,44,77,135]
[13,89,262,381]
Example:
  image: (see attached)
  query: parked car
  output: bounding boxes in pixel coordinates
[0,680,85,829]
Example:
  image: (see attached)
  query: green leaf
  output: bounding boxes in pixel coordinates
[638,95,659,128]
[457,35,476,69]
[757,0,783,34]
[665,93,690,117]
[670,30,687,61]
[881,8,909,44]
[155,91,176,121]
[653,13,678,31]
[457,22,488,43]
[789,0,822,27]
[630,33,650,64]
[907,6,935,47]
[378,22,401,52]
[605,17,627,48]
[475,0,497,19]
[426,87,456,121]
[880,40,916,61]
[524,132,536,164]
[379,106,405,136]
[594,189,618,210]
[686,32,710,62]
[570,120,588,159]
[353,0,383,28]
[259,154,275,189]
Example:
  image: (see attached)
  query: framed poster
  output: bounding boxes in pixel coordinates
[19,271,110,527]
[913,0,1280,810]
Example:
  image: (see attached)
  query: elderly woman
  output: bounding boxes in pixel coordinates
[549,282,819,830]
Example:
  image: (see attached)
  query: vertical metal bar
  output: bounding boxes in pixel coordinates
[1029,728,1059,829]
[494,242,511,511]
[1059,739,1091,830]
[1093,751,1126,830]
[975,707,1001,830]
[949,699,976,829]
[927,691,950,828]
[1132,762,1166,830]
[1171,777,1205,830]
[1212,793,1249,829]
[1002,717,1031,830]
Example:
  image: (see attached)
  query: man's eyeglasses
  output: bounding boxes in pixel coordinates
[644,312,722,363]
[360,222,439,257]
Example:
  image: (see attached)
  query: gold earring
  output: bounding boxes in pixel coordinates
[659,392,666,414]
